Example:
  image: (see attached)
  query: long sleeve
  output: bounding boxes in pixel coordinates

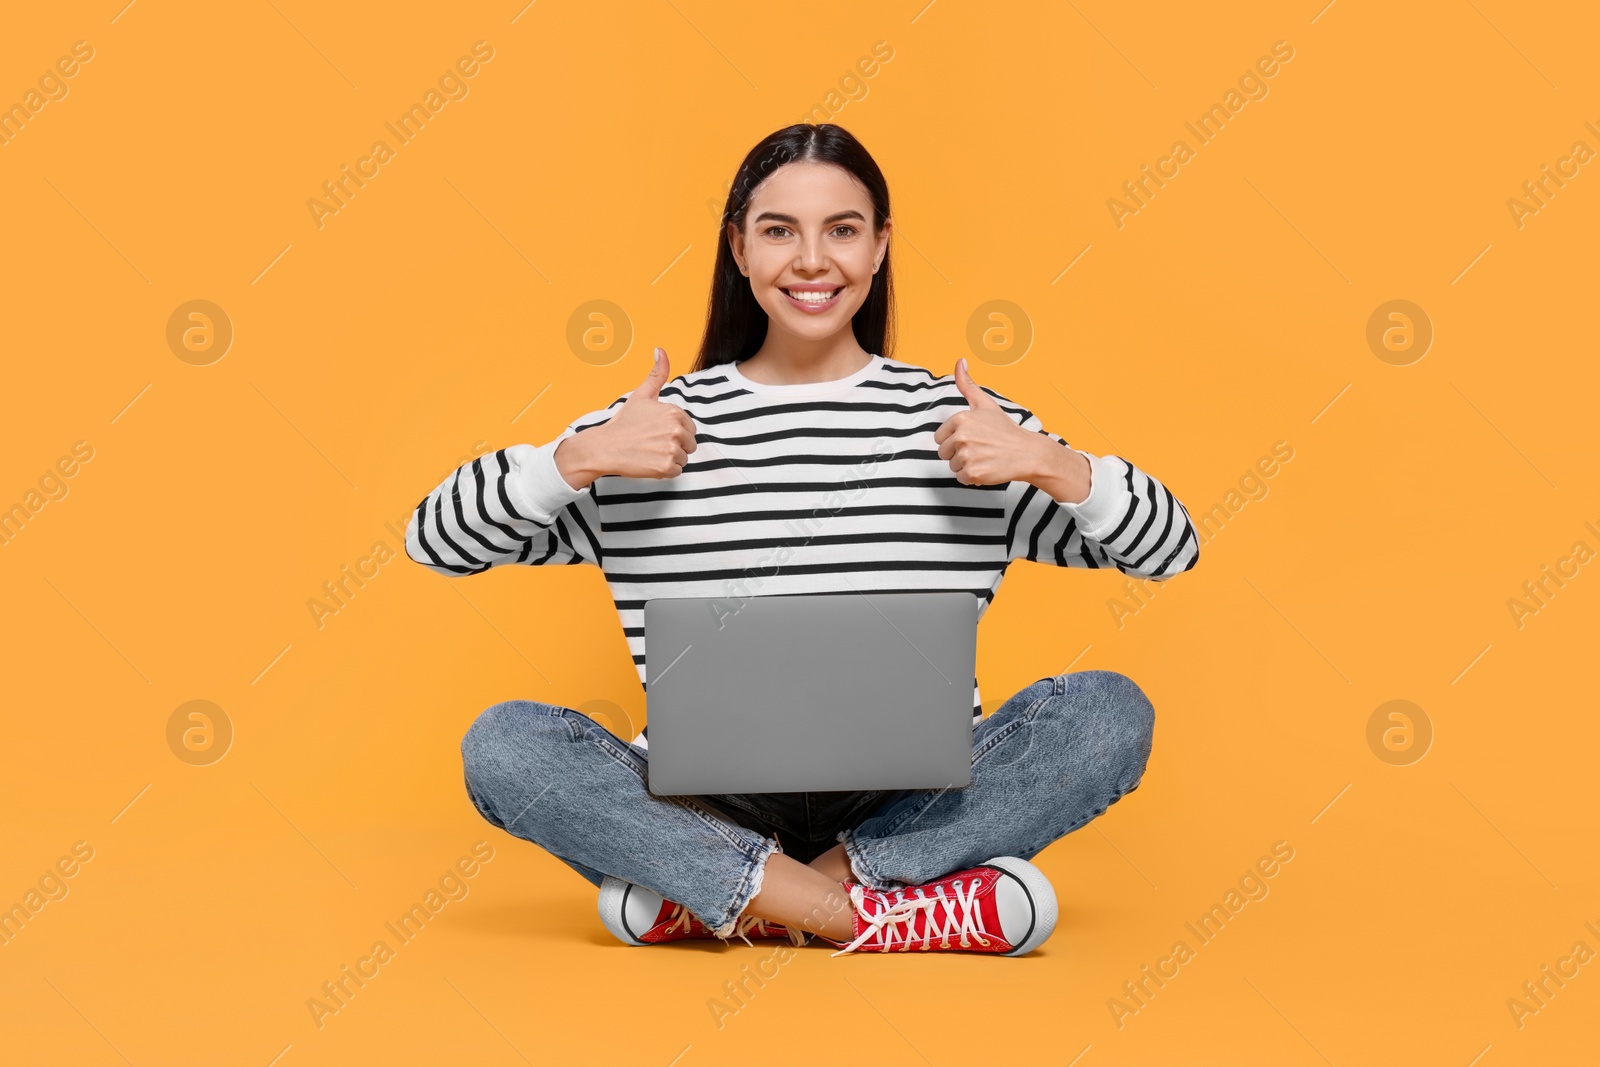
[1001,412,1199,580]
[405,400,623,576]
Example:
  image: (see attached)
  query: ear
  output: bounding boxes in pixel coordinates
[873,216,892,274]
[726,221,748,275]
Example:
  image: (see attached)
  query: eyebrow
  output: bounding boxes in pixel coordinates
[751,209,868,225]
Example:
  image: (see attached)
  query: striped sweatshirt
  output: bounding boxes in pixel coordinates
[405,354,1199,748]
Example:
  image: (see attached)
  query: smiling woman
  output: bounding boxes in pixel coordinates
[406,122,1201,959]
[696,124,893,382]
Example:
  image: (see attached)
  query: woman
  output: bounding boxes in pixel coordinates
[406,124,1199,956]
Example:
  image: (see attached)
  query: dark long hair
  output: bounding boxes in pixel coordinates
[693,124,895,373]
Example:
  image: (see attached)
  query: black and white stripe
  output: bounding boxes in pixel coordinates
[407,356,1199,748]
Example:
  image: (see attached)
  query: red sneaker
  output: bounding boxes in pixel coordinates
[824,856,1058,956]
[598,875,806,947]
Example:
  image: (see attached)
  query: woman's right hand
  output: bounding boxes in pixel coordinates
[555,347,698,487]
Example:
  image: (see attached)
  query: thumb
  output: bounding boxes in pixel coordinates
[631,346,669,403]
[955,357,1000,410]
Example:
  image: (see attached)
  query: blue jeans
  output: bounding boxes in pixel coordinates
[461,670,1154,937]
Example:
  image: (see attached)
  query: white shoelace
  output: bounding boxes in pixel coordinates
[663,903,807,947]
[662,903,698,937]
[830,878,993,955]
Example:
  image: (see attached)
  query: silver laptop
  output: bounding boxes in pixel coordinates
[643,591,979,796]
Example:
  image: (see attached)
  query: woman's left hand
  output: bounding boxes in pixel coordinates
[935,358,1093,502]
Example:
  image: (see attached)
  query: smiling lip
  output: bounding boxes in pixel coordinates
[781,285,845,313]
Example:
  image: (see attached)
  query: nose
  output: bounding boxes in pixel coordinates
[794,231,828,273]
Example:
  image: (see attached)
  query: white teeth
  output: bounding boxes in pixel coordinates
[786,288,839,303]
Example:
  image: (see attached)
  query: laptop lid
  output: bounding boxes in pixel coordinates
[643,591,979,796]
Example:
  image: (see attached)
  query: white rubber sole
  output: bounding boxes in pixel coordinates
[596,874,648,945]
[985,856,1059,956]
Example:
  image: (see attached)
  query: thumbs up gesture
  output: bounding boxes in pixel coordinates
[559,348,699,486]
[934,358,1041,486]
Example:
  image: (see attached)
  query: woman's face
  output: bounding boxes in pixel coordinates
[726,161,890,344]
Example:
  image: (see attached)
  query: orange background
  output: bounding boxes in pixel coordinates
[3,1,1597,1064]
